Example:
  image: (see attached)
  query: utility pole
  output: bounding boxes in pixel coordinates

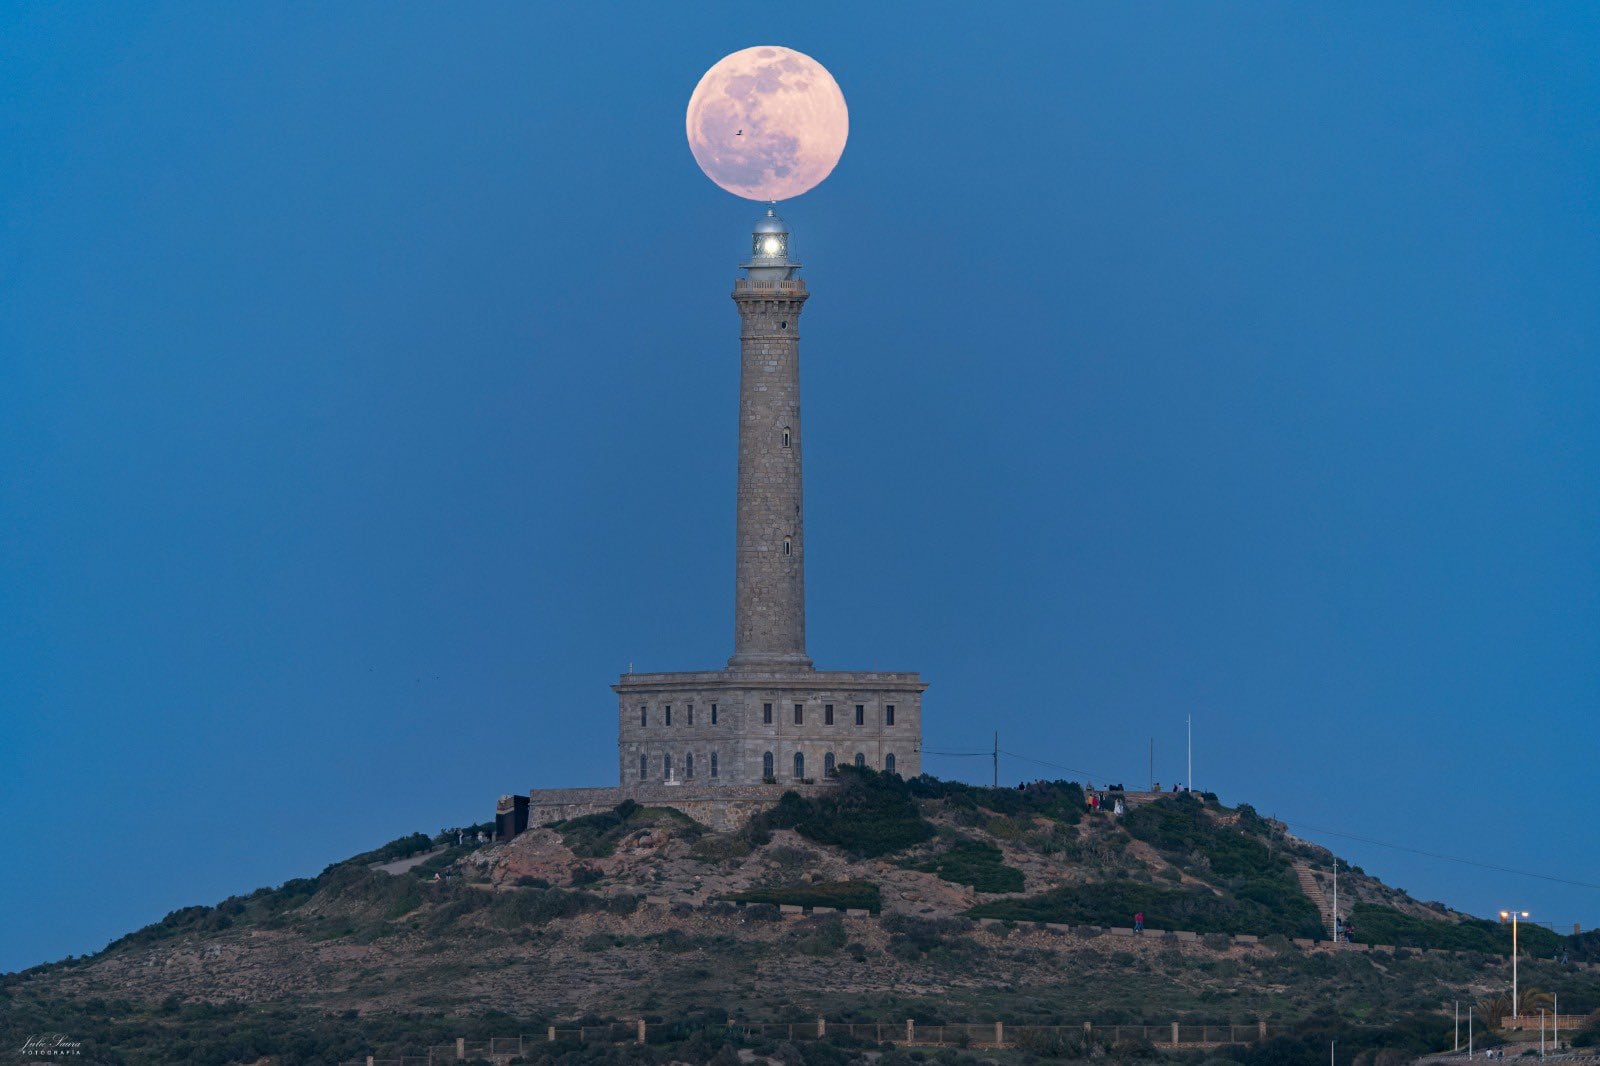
[992,732,998,788]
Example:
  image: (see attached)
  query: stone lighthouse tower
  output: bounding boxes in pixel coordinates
[729,209,812,670]
[520,210,925,824]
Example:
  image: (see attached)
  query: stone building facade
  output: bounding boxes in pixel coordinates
[615,668,924,787]
[523,210,924,829]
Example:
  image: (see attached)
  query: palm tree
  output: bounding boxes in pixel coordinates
[1478,995,1511,1030]
[1480,989,1553,1029]
[1518,987,1554,1015]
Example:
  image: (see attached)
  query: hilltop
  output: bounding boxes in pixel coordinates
[5,770,1598,1064]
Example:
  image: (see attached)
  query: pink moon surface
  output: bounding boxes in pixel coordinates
[686,46,849,202]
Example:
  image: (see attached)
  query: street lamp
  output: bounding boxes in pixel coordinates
[1500,909,1529,1018]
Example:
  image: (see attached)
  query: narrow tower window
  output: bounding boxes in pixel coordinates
[782,427,791,448]
[663,753,672,779]
[824,752,836,777]
[763,751,774,779]
[794,752,805,779]
[885,753,897,775]
[640,754,648,779]
[640,706,647,728]
[685,753,694,778]
[763,702,773,724]
[824,704,834,725]
[665,705,672,726]
[783,538,792,556]
[687,704,694,726]
[854,705,865,726]
[886,705,896,726]
[710,752,719,778]
[711,703,718,724]
[794,703,803,725]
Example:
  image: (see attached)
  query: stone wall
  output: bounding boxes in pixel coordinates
[729,279,811,670]
[527,780,840,832]
[615,668,925,787]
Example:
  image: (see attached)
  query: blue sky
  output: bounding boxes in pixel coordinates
[2,4,1596,972]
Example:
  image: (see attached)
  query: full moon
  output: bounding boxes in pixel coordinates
[686,46,849,202]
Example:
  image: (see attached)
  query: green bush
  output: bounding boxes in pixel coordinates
[551,801,705,858]
[881,913,982,962]
[910,776,1087,825]
[1123,793,1285,883]
[485,887,605,927]
[898,839,1024,893]
[758,768,936,857]
[723,880,882,913]
[1568,927,1600,964]
[967,877,1324,938]
[793,916,849,956]
[1347,903,1562,955]
[690,831,757,864]
[351,832,434,866]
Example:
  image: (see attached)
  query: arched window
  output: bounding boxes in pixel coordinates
[794,752,805,779]
[640,754,648,779]
[885,753,897,775]
[710,752,719,778]
[824,752,836,776]
[663,753,672,779]
[762,751,774,779]
[685,753,694,778]
[855,752,865,768]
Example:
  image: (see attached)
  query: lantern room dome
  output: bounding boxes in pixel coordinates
[742,207,799,281]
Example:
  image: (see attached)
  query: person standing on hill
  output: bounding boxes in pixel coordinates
[1134,912,1144,933]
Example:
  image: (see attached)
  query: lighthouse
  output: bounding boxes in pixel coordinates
[602,211,926,789]
[729,208,811,670]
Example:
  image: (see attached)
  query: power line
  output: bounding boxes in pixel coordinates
[922,743,1599,895]
[921,745,1143,786]
[1000,748,1137,784]
[1277,819,1600,893]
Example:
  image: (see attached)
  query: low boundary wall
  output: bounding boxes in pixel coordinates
[525,780,839,832]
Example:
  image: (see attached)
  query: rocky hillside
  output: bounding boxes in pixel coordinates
[5,770,1598,1064]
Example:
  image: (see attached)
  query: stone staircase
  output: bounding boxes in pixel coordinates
[1293,862,1336,938]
